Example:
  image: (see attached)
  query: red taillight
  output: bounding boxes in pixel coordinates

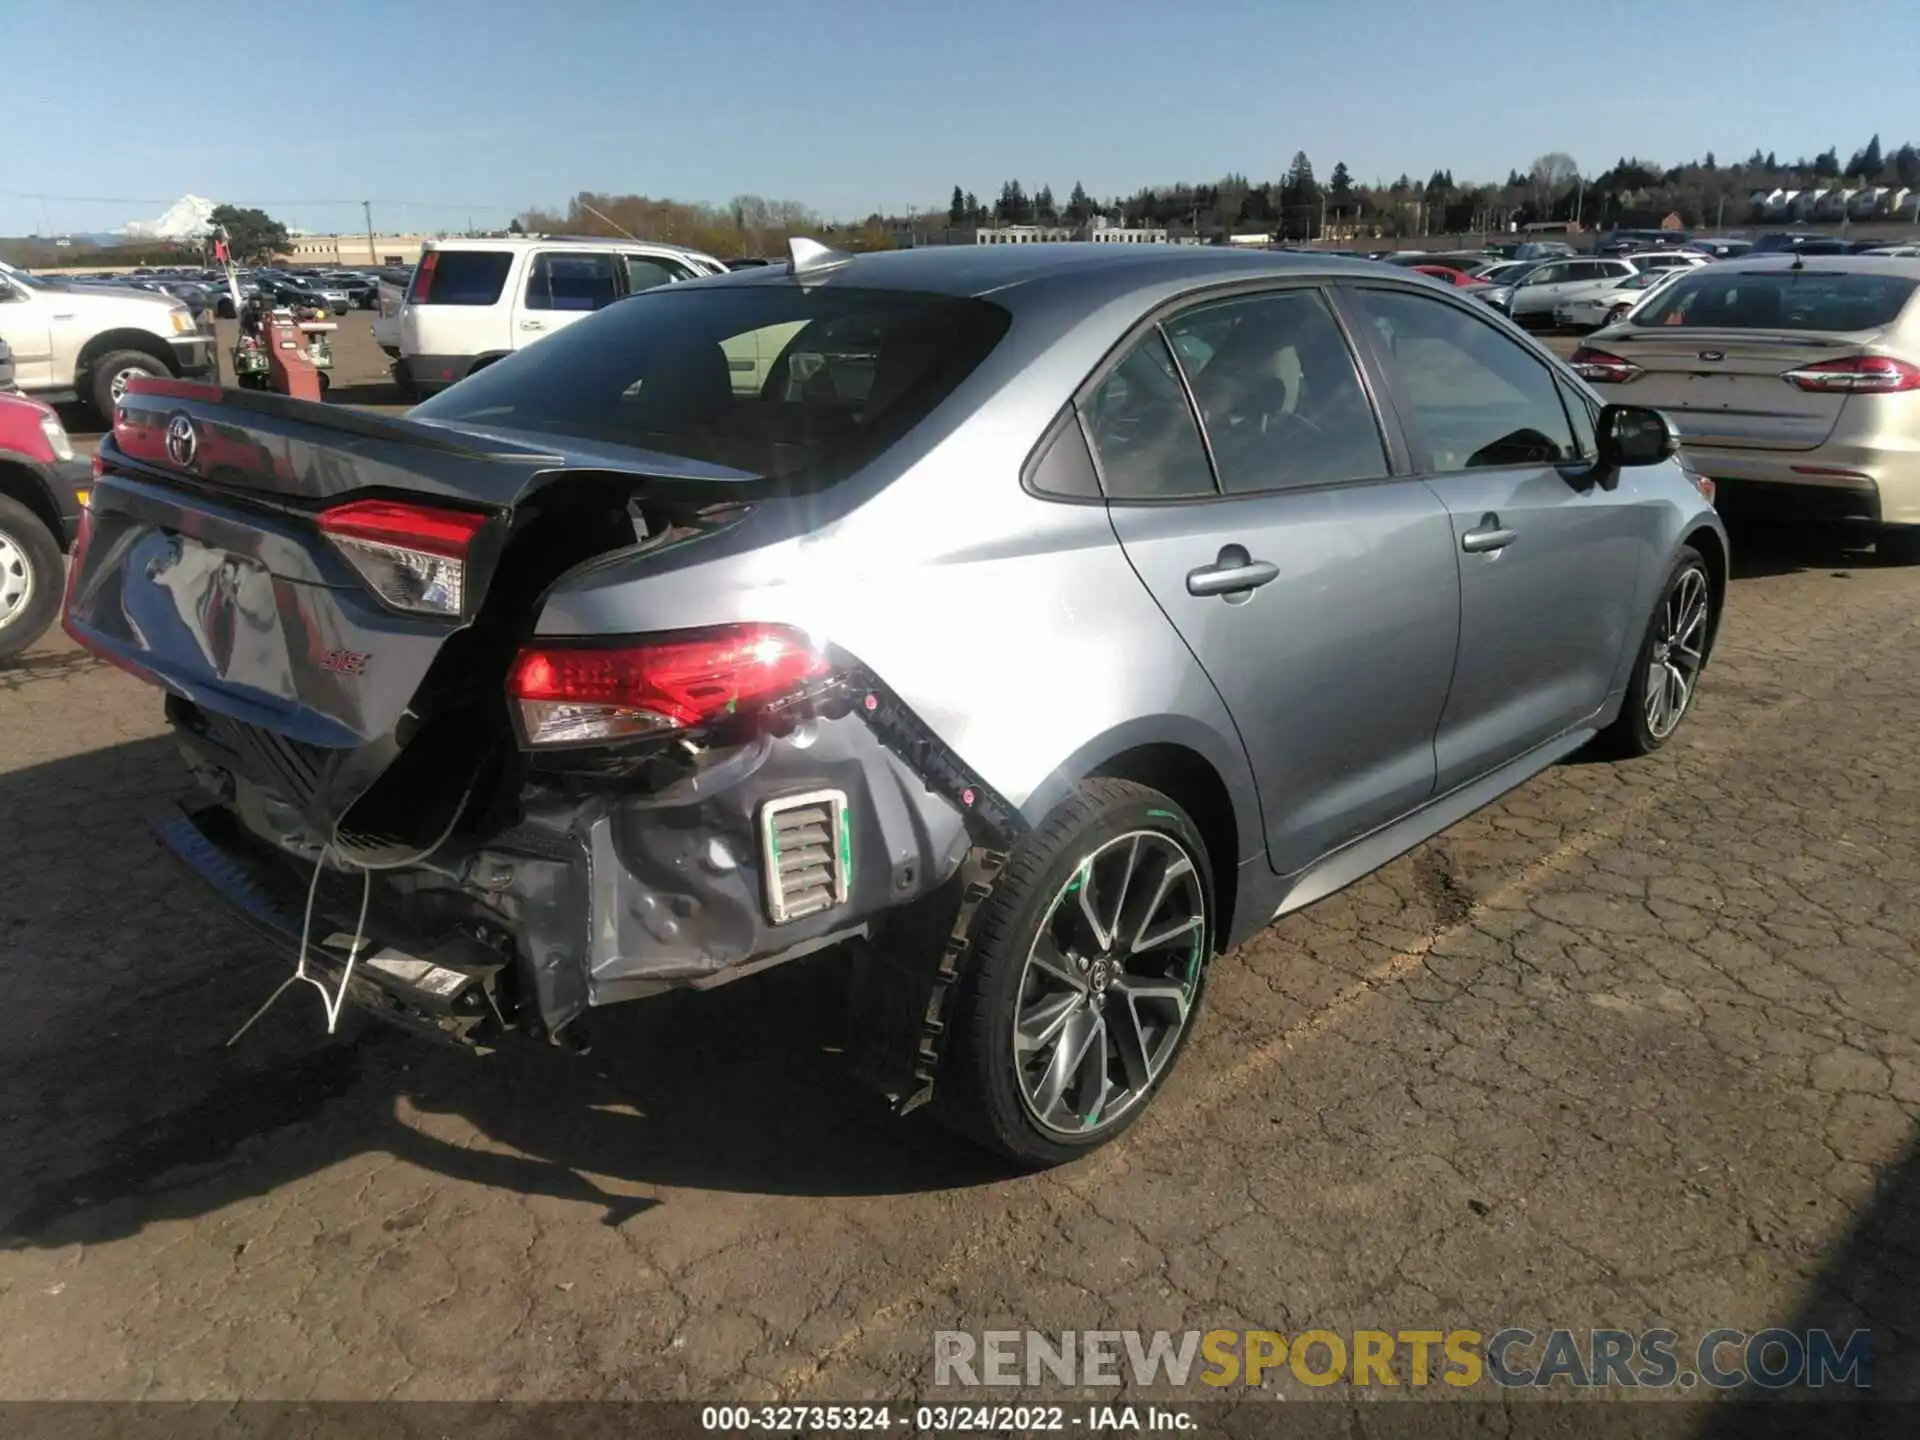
[411,251,438,303]
[1781,355,1920,393]
[506,625,833,747]
[1569,347,1644,384]
[317,499,488,617]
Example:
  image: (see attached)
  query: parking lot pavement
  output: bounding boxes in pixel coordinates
[6,412,1919,1406]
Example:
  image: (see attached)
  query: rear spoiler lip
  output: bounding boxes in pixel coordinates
[122,375,543,461]
[1605,328,1868,348]
[110,383,789,507]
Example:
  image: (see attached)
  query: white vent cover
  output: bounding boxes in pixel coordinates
[759,789,851,924]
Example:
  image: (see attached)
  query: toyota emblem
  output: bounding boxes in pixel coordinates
[1697,350,1725,363]
[164,413,198,468]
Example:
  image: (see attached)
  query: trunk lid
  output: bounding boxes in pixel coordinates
[1605,327,1873,451]
[65,380,765,835]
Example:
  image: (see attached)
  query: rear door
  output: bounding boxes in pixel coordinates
[1348,283,1645,789]
[620,251,701,296]
[511,250,623,351]
[1092,285,1462,877]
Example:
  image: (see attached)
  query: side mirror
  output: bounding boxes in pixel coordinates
[1600,403,1679,467]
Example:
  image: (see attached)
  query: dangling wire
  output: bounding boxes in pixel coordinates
[227,779,480,1048]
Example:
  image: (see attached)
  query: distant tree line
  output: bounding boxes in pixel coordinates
[937,134,1920,241]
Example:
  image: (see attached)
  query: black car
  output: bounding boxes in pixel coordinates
[324,274,380,309]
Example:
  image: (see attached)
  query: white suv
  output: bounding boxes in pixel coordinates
[0,261,217,419]
[392,236,726,397]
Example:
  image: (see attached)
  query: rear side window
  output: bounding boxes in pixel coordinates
[408,250,512,306]
[410,286,1010,488]
[1359,288,1578,470]
[524,252,621,312]
[1629,270,1920,331]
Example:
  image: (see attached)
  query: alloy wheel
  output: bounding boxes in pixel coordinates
[0,526,34,621]
[1012,830,1207,1137]
[108,364,152,405]
[1645,566,1709,740]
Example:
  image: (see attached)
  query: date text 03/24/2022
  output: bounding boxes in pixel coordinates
[700,1404,1194,1432]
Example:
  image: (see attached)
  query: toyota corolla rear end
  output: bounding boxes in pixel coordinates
[1571,258,1920,532]
[62,277,1018,1051]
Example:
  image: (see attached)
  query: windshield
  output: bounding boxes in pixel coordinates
[413,284,1012,487]
[1629,269,1920,331]
[0,261,47,290]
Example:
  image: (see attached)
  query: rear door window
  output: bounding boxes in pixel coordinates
[624,255,698,293]
[1080,332,1216,500]
[1629,270,1920,331]
[1162,289,1389,494]
[408,250,513,306]
[524,252,622,312]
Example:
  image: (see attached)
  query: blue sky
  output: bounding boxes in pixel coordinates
[8,0,1918,238]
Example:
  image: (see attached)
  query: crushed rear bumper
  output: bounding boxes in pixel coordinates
[163,704,982,1045]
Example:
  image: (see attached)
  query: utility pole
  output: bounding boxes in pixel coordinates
[362,200,376,268]
[1716,195,1726,231]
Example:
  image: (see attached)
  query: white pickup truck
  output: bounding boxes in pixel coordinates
[0,261,218,419]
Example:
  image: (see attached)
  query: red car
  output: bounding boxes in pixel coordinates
[1412,264,1483,287]
[0,379,89,658]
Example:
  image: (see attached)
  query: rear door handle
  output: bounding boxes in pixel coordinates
[1186,544,1280,597]
[1461,514,1517,554]
[520,320,545,332]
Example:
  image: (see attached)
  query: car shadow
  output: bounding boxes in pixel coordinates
[1691,1126,1920,1433]
[1725,517,1877,580]
[0,737,1016,1254]
[324,378,410,409]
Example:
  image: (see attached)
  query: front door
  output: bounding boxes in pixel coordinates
[1088,286,1462,877]
[511,250,623,352]
[1348,284,1644,791]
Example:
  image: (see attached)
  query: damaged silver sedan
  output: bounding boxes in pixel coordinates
[63,240,1724,1164]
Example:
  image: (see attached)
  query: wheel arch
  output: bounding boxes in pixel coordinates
[75,329,178,381]
[466,351,510,377]
[1679,519,1729,663]
[1021,717,1259,954]
[0,458,66,549]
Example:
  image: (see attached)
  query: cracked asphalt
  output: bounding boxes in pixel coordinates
[4,330,1918,1407]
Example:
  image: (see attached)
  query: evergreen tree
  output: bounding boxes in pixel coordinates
[948,186,966,225]
[1066,181,1091,223]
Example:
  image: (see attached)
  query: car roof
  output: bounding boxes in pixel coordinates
[422,234,714,258]
[706,241,1390,306]
[1692,254,1920,277]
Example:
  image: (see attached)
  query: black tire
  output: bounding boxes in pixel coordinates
[936,779,1215,1167]
[1595,545,1714,759]
[1877,527,1920,566]
[0,493,66,661]
[87,349,171,423]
